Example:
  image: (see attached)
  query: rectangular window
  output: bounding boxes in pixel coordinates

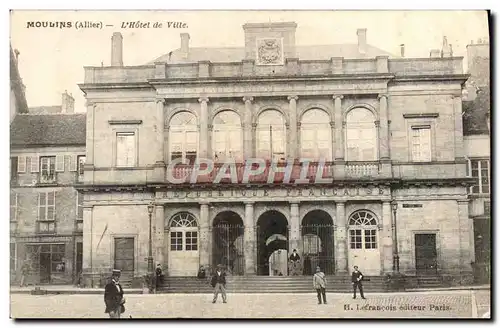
[77,156,86,181]
[470,159,490,194]
[38,191,56,222]
[364,229,377,249]
[40,156,56,183]
[76,191,83,232]
[170,231,183,251]
[38,221,56,233]
[10,192,18,222]
[116,132,136,167]
[349,230,362,249]
[411,127,431,162]
[185,231,198,251]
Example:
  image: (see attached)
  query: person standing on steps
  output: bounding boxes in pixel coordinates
[210,264,227,304]
[351,266,366,299]
[289,249,301,276]
[104,269,126,318]
[313,266,327,304]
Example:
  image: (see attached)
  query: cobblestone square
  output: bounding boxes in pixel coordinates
[10,290,489,319]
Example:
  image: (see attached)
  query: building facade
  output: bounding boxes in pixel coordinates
[462,38,491,283]
[78,23,474,285]
[10,93,86,285]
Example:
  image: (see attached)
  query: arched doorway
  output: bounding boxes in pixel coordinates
[212,211,244,275]
[301,210,335,275]
[347,210,381,275]
[257,210,289,276]
[168,212,199,276]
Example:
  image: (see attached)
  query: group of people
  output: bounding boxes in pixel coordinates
[103,259,367,318]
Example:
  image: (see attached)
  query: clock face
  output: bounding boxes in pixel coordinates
[256,38,284,66]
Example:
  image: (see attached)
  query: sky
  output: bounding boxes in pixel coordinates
[10,10,489,113]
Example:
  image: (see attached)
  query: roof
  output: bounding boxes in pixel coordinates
[10,45,28,114]
[462,87,490,136]
[10,113,87,147]
[28,106,63,114]
[148,44,397,64]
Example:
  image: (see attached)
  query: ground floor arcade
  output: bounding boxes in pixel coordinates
[80,185,474,285]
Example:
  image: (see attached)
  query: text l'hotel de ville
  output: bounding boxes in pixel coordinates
[26,21,188,29]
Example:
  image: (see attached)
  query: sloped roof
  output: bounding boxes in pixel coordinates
[149,44,397,64]
[10,45,28,114]
[10,113,86,147]
[28,106,62,114]
[463,87,490,136]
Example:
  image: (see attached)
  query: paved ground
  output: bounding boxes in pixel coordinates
[10,290,490,319]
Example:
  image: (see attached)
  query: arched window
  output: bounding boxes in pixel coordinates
[257,110,286,161]
[212,111,242,162]
[169,112,198,164]
[300,109,332,160]
[348,210,378,250]
[169,212,198,252]
[345,108,378,161]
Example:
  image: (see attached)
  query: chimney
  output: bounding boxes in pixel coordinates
[180,33,190,59]
[400,44,405,57]
[61,90,75,113]
[357,28,367,55]
[441,36,451,58]
[111,32,123,67]
[429,49,441,58]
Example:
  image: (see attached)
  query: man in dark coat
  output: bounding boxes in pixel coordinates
[289,249,301,276]
[155,264,164,289]
[210,264,227,304]
[104,269,125,318]
[351,266,366,299]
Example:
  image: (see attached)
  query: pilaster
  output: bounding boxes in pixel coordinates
[199,202,210,268]
[288,96,299,160]
[289,202,301,254]
[153,98,166,182]
[335,202,348,273]
[154,204,165,266]
[382,201,393,274]
[198,97,210,159]
[244,201,256,275]
[243,96,254,159]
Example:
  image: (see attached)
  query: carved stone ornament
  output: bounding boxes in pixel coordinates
[256,38,283,65]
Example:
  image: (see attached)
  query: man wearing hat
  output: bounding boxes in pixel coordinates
[313,266,327,304]
[104,269,125,318]
[289,249,301,276]
[210,264,227,303]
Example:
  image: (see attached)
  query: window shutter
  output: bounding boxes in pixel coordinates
[55,155,65,172]
[69,154,78,171]
[31,156,39,173]
[17,156,26,173]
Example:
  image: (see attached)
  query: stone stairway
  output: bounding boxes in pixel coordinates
[157,275,388,293]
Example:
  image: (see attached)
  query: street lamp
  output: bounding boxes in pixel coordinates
[391,201,400,274]
[147,202,155,274]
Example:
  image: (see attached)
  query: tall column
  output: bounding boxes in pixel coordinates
[288,96,299,160]
[199,202,210,268]
[458,200,473,284]
[333,95,344,160]
[85,102,96,164]
[378,94,389,160]
[335,202,348,273]
[82,205,95,286]
[244,202,256,275]
[333,95,345,178]
[242,96,254,159]
[330,121,336,161]
[154,99,166,182]
[289,202,301,254]
[198,97,209,159]
[154,204,165,266]
[382,201,393,273]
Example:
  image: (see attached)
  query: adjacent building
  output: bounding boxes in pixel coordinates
[77,22,475,286]
[462,38,490,284]
[10,92,86,285]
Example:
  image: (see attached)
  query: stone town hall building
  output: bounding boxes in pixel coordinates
[77,22,474,285]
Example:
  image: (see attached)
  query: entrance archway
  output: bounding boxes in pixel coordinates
[212,211,244,275]
[168,212,199,276]
[256,210,289,276]
[301,210,335,275]
[347,210,381,275]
